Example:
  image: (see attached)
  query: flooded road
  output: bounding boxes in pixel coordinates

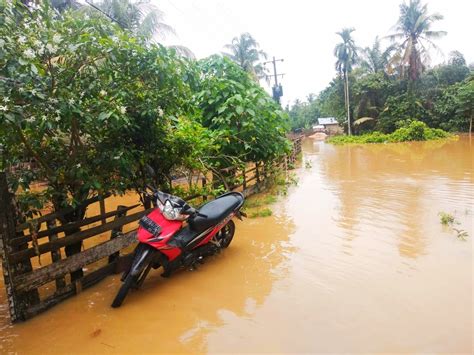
[1,136,472,353]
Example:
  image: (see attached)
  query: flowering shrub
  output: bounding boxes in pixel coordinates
[0,2,289,215]
[0,2,196,211]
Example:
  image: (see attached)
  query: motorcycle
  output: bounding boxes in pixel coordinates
[111,187,245,308]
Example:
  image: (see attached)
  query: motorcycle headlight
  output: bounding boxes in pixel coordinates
[160,199,187,221]
[162,199,178,220]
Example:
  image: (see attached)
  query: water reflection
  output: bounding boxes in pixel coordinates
[314,138,473,259]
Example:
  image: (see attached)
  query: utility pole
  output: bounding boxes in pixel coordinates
[263,57,284,105]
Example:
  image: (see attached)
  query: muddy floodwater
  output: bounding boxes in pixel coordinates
[1,136,473,353]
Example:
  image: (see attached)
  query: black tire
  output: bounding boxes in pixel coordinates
[218,220,235,248]
[111,272,137,308]
[112,244,154,308]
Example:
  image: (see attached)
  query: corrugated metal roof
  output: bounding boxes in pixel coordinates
[318,117,338,125]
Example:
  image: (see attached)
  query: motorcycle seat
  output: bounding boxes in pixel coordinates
[189,193,243,233]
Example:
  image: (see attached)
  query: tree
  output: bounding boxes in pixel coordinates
[360,37,396,75]
[223,33,268,81]
[87,0,175,41]
[334,27,358,135]
[195,56,289,165]
[387,0,446,81]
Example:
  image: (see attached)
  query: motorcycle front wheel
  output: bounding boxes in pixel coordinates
[111,244,154,308]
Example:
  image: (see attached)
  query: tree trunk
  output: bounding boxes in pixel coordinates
[345,68,351,135]
[469,113,472,136]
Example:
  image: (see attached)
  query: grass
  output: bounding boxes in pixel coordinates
[247,208,272,218]
[328,121,452,145]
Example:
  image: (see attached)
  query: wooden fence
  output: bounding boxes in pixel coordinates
[0,135,302,322]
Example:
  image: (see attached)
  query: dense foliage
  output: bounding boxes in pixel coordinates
[0,1,289,215]
[327,120,451,144]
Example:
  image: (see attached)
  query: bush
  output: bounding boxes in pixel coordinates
[328,120,451,144]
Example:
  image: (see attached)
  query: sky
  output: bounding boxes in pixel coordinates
[156,0,474,107]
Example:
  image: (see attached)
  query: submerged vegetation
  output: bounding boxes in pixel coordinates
[328,121,452,144]
[438,211,469,241]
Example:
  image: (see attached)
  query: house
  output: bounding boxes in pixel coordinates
[316,117,342,135]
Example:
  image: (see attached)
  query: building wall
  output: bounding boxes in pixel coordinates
[325,124,343,135]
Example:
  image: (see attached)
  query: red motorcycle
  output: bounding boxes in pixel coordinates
[111,188,245,307]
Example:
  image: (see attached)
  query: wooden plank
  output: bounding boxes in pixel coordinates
[13,231,138,293]
[15,193,111,233]
[8,209,150,264]
[10,204,139,247]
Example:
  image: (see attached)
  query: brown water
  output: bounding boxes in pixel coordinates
[1,136,473,354]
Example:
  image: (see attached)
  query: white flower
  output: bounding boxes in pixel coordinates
[119,106,127,114]
[52,34,62,44]
[0,39,5,48]
[33,40,42,48]
[0,105,8,111]
[46,43,57,54]
[26,116,36,123]
[23,48,35,59]
[54,116,61,122]
[18,177,24,183]
[68,98,75,105]
[111,36,119,43]
[19,87,25,93]
[76,163,81,168]
[18,36,26,44]
[157,107,164,117]
[49,98,59,104]
[55,109,61,115]
[3,97,10,103]
[41,115,47,120]
[99,90,107,97]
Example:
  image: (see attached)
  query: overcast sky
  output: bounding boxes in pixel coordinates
[156,0,474,107]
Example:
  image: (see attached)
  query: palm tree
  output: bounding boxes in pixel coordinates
[86,0,175,42]
[223,33,268,81]
[360,37,396,75]
[387,0,446,81]
[334,28,358,135]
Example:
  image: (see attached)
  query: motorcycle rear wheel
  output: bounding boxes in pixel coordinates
[218,220,235,248]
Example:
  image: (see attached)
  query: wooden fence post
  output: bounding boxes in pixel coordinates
[0,172,39,321]
[46,219,66,290]
[108,205,127,264]
[201,176,207,202]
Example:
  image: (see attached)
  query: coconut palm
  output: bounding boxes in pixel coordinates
[223,33,268,81]
[87,0,175,41]
[360,37,397,75]
[387,0,446,81]
[334,28,358,135]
